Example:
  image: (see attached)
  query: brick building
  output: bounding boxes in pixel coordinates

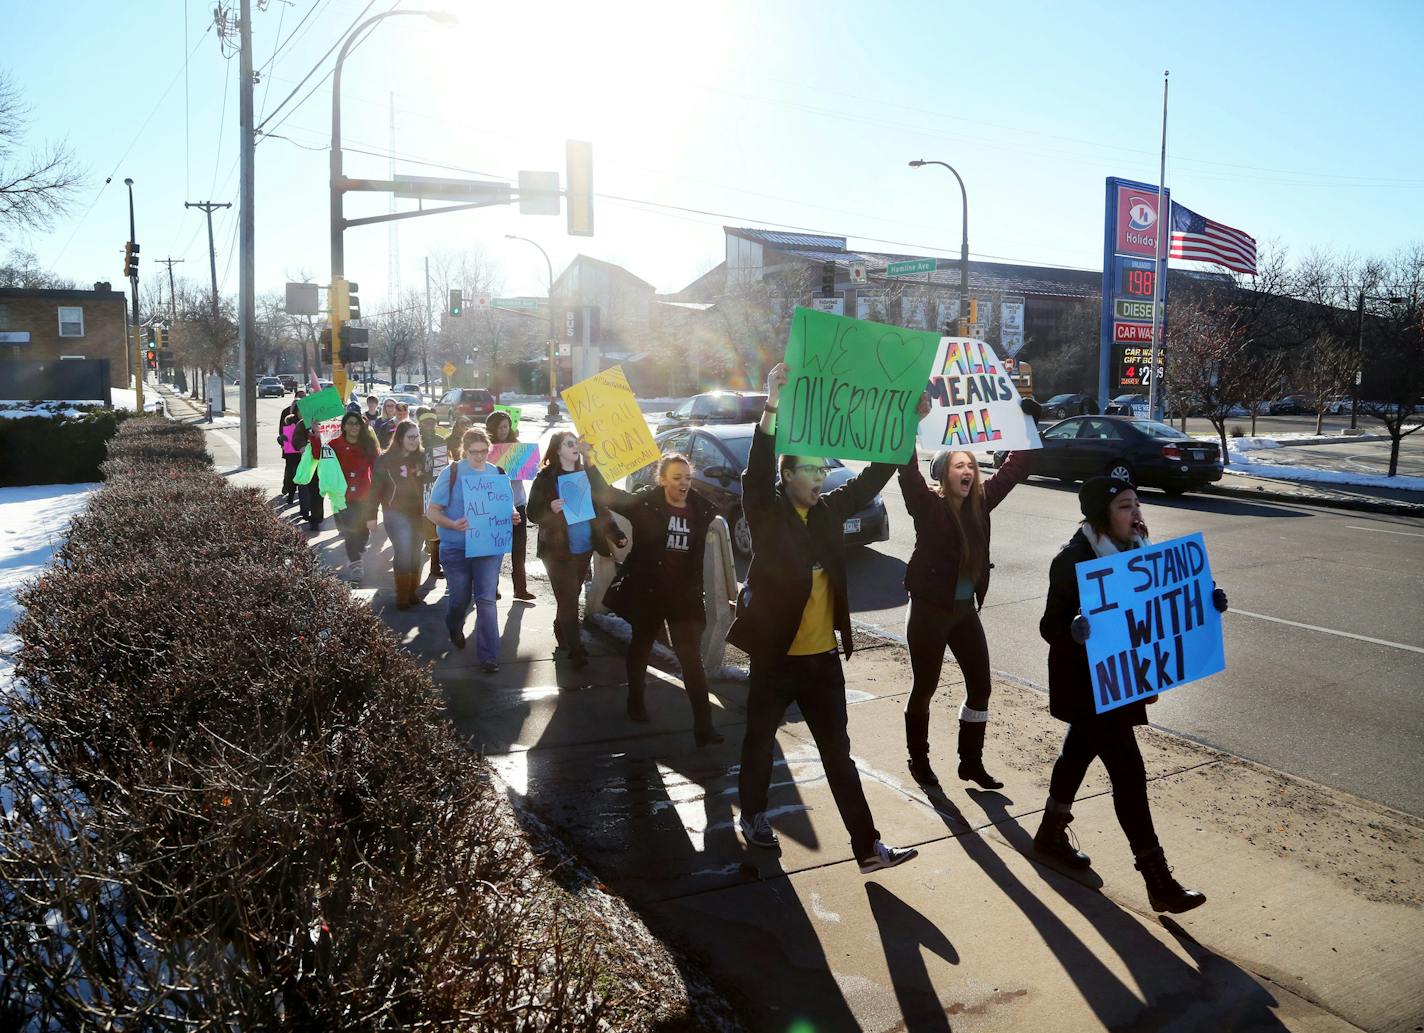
[0,283,131,389]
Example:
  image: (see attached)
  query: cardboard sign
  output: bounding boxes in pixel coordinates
[561,365,660,482]
[1076,532,1225,714]
[775,307,940,464]
[423,443,449,511]
[917,337,1042,452]
[297,386,345,428]
[557,470,596,524]
[490,441,540,481]
[460,471,515,558]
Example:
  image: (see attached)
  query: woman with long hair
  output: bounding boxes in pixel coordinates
[599,453,725,745]
[898,395,1038,790]
[372,397,399,449]
[526,431,610,668]
[312,410,380,579]
[1033,477,1225,912]
[486,410,535,602]
[374,418,427,609]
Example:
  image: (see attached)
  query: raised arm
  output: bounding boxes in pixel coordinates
[741,363,786,520]
[985,449,1036,511]
[582,446,641,513]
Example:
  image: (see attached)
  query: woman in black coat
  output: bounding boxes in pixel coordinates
[1035,475,1226,913]
[598,452,725,746]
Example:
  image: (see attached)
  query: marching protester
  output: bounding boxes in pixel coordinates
[373,419,428,609]
[1034,476,1226,913]
[363,394,381,425]
[418,409,447,582]
[486,410,536,602]
[526,432,612,668]
[278,407,305,507]
[596,452,724,746]
[731,362,918,873]
[372,397,399,449]
[311,410,379,579]
[446,414,473,461]
[425,426,519,673]
[898,394,1040,791]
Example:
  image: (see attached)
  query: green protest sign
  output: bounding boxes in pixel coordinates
[494,403,521,433]
[774,307,940,463]
[297,386,345,428]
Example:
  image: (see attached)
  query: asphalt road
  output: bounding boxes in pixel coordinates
[197,394,1424,817]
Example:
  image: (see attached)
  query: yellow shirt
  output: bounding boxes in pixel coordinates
[788,506,838,655]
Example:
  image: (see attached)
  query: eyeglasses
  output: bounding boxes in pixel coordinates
[790,464,832,479]
[466,446,490,456]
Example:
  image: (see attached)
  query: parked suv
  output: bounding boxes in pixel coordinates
[433,387,495,424]
[656,391,768,434]
[257,376,285,398]
[277,373,299,393]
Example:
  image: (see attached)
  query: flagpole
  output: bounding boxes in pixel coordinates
[1148,70,1169,421]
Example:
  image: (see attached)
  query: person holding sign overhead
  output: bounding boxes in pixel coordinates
[594,453,725,746]
[1035,476,1227,913]
[898,393,1039,791]
[730,362,918,874]
[425,426,521,673]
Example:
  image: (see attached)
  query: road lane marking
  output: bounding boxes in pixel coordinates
[1347,525,1424,538]
[1230,608,1424,654]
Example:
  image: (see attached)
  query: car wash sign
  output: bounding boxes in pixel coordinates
[1100,177,1169,400]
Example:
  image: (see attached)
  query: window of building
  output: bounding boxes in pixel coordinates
[0,303,10,329]
[58,306,84,337]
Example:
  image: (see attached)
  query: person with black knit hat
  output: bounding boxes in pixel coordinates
[1033,475,1227,913]
[897,392,1039,791]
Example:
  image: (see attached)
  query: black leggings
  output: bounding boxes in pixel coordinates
[626,616,711,706]
[1048,720,1160,857]
[905,597,992,717]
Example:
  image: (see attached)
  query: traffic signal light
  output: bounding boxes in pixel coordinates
[566,139,594,237]
[145,347,157,370]
[153,325,168,350]
[449,289,463,317]
[821,261,835,297]
[969,298,978,325]
[346,281,360,321]
[123,242,140,278]
[340,325,369,364]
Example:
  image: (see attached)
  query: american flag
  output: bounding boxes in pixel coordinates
[1169,202,1257,276]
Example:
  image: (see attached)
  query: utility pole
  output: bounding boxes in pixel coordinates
[157,257,185,392]
[236,0,256,467]
[423,255,432,394]
[186,200,231,405]
[123,178,145,413]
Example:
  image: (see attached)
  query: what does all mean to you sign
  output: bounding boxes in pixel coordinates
[1075,532,1225,714]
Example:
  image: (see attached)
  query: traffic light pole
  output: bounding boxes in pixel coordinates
[123,178,144,414]
[504,235,557,399]
[909,159,970,335]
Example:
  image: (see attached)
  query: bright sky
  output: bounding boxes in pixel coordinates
[8,0,1423,312]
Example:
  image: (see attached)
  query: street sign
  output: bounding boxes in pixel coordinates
[1113,321,1155,343]
[285,281,319,316]
[517,170,561,215]
[810,296,845,315]
[849,262,868,284]
[475,294,491,310]
[1114,299,1156,321]
[886,258,937,277]
[442,361,456,377]
[493,298,540,309]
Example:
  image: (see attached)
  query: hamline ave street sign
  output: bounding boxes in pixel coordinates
[886,258,938,277]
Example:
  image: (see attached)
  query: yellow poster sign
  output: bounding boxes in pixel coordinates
[561,365,660,483]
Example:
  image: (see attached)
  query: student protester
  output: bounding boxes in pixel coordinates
[731,362,918,873]
[446,415,473,462]
[486,410,536,602]
[374,418,428,609]
[1034,476,1227,913]
[898,394,1040,790]
[425,427,519,673]
[292,415,324,532]
[596,452,724,745]
[279,408,305,506]
[364,394,381,424]
[418,409,447,582]
[372,397,399,449]
[526,432,612,668]
[310,410,379,579]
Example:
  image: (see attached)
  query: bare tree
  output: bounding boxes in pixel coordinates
[1290,333,1358,434]
[375,291,426,386]
[1232,344,1286,436]
[0,72,83,238]
[1164,297,1253,458]
[0,248,74,288]
[1356,246,1424,476]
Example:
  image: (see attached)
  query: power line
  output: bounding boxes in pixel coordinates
[254,0,379,133]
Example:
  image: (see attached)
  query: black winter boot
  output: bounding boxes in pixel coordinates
[688,686,724,746]
[904,711,940,786]
[1033,804,1092,869]
[626,684,649,724]
[956,718,1004,790]
[1134,847,1206,913]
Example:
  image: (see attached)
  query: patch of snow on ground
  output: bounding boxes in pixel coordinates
[1223,452,1424,491]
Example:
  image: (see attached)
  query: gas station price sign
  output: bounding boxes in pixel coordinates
[1121,265,1156,299]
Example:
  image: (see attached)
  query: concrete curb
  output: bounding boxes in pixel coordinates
[1203,479,1424,516]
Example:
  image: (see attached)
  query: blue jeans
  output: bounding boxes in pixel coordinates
[385,509,424,576]
[441,546,501,662]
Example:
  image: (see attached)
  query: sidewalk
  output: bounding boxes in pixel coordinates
[246,461,1424,1032]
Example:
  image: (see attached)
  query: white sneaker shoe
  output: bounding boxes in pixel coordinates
[858,839,918,873]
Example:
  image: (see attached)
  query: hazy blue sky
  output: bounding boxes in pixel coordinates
[7,0,1422,310]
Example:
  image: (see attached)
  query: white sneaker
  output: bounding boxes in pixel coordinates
[858,839,918,873]
[739,812,779,849]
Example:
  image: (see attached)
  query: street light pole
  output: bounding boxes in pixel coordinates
[123,178,144,414]
[909,159,969,335]
[1352,289,1405,430]
[505,234,557,401]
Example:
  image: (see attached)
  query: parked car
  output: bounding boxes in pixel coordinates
[996,415,1223,496]
[381,391,423,410]
[433,387,496,424]
[277,373,299,393]
[628,423,889,558]
[1103,393,1148,417]
[257,376,285,399]
[1041,393,1099,420]
[315,378,333,392]
[1324,396,1353,415]
[656,391,768,434]
[1268,394,1316,416]
[391,383,424,396]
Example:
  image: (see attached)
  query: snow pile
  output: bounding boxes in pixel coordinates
[1223,450,1424,491]
[0,388,164,418]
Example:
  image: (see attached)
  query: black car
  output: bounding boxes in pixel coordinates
[1041,393,1099,420]
[1268,394,1316,416]
[628,423,890,558]
[997,415,1223,496]
[656,391,768,434]
[1103,393,1147,417]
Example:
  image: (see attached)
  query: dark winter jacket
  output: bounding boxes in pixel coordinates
[899,449,1034,612]
[599,484,719,624]
[726,427,895,661]
[373,448,428,520]
[1039,526,1148,727]
[526,464,615,560]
